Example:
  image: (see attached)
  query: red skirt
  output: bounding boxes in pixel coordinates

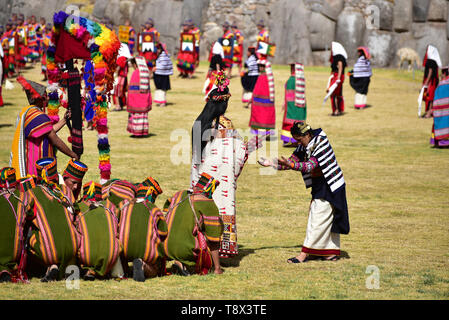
[249,74,276,130]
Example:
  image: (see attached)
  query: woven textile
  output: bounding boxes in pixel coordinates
[432,77,449,141]
[155,51,173,76]
[127,112,149,136]
[298,129,345,193]
[353,56,372,78]
[118,200,167,265]
[135,56,150,92]
[250,71,276,130]
[76,200,120,276]
[281,74,307,144]
[10,105,54,178]
[63,159,88,183]
[301,199,341,256]
[163,190,223,271]
[27,185,78,274]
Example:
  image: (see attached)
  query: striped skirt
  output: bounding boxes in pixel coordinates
[127,112,149,136]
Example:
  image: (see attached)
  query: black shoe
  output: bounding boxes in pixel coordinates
[172,263,190,276]
[133,258,145,282]
[83,272,95,281]
[41,267,59,282]
[0,271,12,283]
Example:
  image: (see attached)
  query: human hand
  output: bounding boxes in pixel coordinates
[64,109,72,122]
[257,157,273,167]
[72,152,80,162]
[277,156,290,167]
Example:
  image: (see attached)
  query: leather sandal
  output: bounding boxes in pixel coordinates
[287,256,308,263]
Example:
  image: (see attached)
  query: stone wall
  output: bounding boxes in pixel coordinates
[1,0,448,67]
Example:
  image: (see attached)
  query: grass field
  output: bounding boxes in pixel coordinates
[0,61,448,300]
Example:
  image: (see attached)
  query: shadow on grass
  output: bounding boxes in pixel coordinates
[130,133,157,139]
[221,244,350,268]
[0,124,13,129]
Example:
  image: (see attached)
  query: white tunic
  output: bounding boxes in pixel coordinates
[190,129,248,256]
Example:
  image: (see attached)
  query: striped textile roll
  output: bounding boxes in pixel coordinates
[135,56,150,92]
[265,61,275,102]
[295,63,306,108]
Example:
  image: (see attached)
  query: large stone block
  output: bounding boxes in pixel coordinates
[412,0,430,22]
[412,22,449,65]
[11,0,67,23]
[427,0,447,22]
[373,0,394,31]
[181,0,210,30]
[363,29,393,67]
[312,50,331,66]
[0,0,12,26]
[199,22,222,61]
[393,0,413,32]
[335,7,366,61]
[309,12,336,51]
[321,0,344,21]
[92,0,109,20]
[269,0,313,65]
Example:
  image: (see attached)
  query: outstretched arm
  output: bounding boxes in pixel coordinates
[276,156,319,173]
[47,130,79,161]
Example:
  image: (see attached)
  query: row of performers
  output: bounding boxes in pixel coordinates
[0,159,231,283]
[0,15,53,83]
[117,18,272,79]
[203,41,374,146]
[116,18,200,77]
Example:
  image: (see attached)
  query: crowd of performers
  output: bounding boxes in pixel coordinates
[2,11,449,284]
[0,72,266,282]
[0,157,229,282]
[0,14,53,107]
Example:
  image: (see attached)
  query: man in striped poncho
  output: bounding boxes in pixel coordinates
[259,122,349,263]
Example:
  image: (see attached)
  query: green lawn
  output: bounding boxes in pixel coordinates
[0,61,448,300]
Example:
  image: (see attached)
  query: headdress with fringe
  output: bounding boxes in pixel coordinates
[193,172,220,199]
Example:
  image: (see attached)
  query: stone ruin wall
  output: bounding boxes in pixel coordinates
[1,0,448,67]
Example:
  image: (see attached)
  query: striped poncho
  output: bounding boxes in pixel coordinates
[299,129,345,193]
[155,51,173,76]
[293,128,349,234]
[353,56,372,78]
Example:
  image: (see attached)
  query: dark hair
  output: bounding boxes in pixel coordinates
[290,121,312,137]
[192,87,229,163]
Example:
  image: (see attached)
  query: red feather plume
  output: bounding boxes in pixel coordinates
[16,76,41,100]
